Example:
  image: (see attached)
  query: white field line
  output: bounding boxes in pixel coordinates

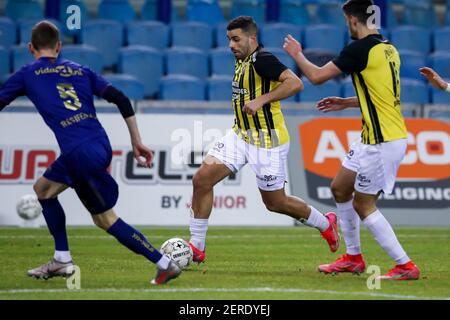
[0,287,449,300]
[0,234,448,240]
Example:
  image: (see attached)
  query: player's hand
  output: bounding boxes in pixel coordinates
[420,67,448,90]
[242,98,264,116]
[283,34,303,58]
[132,142,153,168]
[316,97,348,113]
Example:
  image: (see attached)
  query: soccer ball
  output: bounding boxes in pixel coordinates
[16,194,42,220]
[160,237,193,269]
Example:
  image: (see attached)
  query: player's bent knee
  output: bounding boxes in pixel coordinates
[330,181,351,202]
[92,210,118,230]
[192,171,213,191]
[93,220,111,231]
[33,182,44,199]
[263,198,285,213]
[264,203,280,213]
[92,217,106,230]
[330,182,340,197]
[33,178,52,199]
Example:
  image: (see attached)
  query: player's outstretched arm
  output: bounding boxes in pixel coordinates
[420,67,449,92]
[316,96,359,113]
[283,34,342,85]
[101,86,153,168]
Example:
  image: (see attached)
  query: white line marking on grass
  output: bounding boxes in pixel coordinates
[0,287,448,300]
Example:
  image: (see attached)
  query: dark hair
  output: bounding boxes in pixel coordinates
[31,20,60,51]
[342,0,375,24]
[227,16,258,35]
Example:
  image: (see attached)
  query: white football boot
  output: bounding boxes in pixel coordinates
[27,259,75,280]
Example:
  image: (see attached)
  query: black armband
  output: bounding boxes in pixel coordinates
[101,86,135,118]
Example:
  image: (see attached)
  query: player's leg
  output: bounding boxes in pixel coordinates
[189,155,233,260]
[92,208,166,266]
[189,131,245,262]
[259,188,320,224]
[259,188,339,252]
[352,139,419,280]
[191,155,233,219]
[317,166,366,275]
[91,208,181,285]
[28,160,73,279]
[72,138,180,284]
[318,140,367,275]
[34,176,70,260]
[330,167,361,256]
[332,140,364,256]
[353,191,419,280]
[252,142,339,252]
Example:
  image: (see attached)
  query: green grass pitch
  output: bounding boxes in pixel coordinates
[0,226,449,300]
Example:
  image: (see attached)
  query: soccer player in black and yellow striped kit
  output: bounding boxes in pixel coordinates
[188,16,340,263]
[284,0,420,280]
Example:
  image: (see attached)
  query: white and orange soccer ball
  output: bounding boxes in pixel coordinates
[160,237,193,269]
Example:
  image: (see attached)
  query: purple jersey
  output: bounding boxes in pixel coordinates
[0,57,110,154]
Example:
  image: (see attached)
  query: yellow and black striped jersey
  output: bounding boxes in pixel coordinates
[333,34,407,145]
[232,46,289,149]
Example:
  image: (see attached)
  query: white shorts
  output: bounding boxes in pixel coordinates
[343,138,407,195]
[207,130,289,191]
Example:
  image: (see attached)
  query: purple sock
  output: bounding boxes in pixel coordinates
[107,218,162,264]
[39,198,69,251]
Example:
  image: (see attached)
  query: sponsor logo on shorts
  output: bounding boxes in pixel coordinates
[258,175,277,183]
[357,174,371,186]
[256,175,279,187]
[212,141,225,153]
[346,149,354,160]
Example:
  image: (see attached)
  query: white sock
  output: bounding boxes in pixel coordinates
[54,250,72,263]
[363,210,410,265]
[156,255,170,270]
[336,199,361,255]
[189,211,209,251]
[301,206,329,232]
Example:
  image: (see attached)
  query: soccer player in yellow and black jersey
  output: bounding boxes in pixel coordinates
[231,42,290,148]
[284,0,420,280]
[188,16,340,263]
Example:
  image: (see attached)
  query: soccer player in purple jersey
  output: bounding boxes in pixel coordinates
[0,21,180,285]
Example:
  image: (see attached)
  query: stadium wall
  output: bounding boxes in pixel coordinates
[286,116,450,227]
[0,106,448,227]
[0,111,294,227]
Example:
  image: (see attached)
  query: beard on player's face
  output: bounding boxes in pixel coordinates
[347,23,358,40]
[346,15,362,40]
[231,40,250,60]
